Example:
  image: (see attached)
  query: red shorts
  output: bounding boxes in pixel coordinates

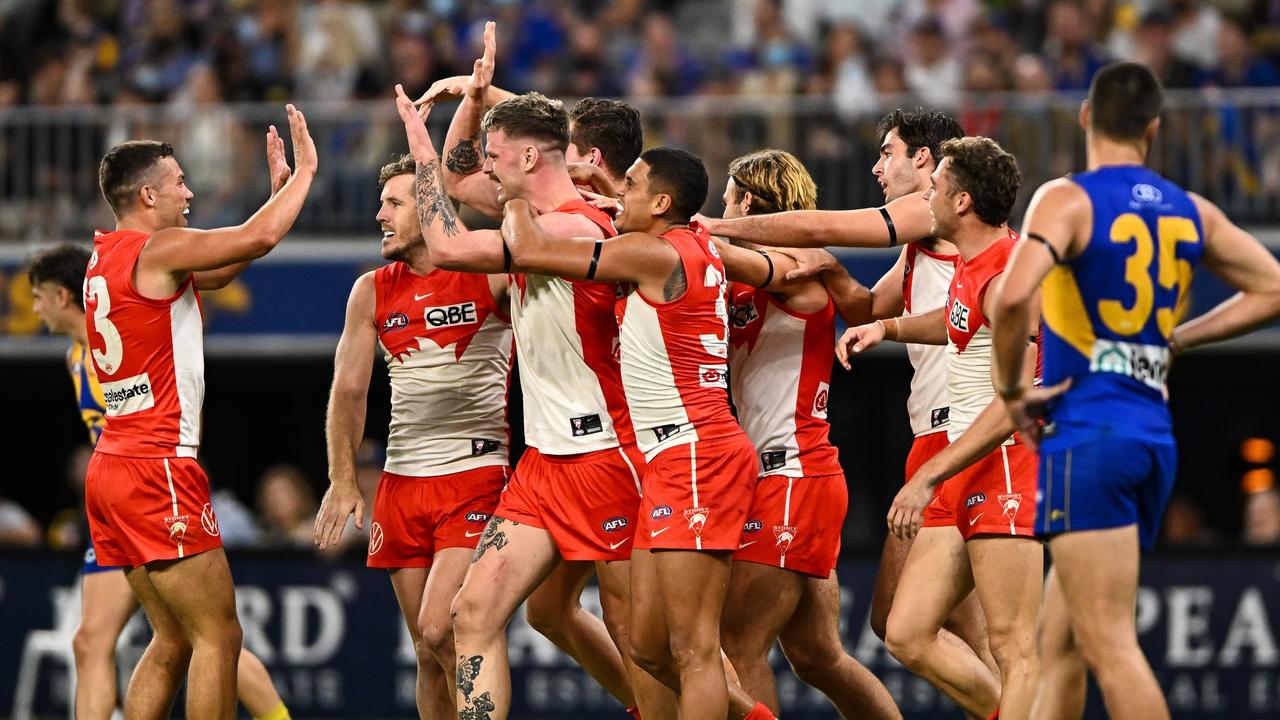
[85,452,222,567]
[495,446,643,561]
[910,432,959,528]
[635,434,757,552]
[926,442,1038,540]
[733,473,847,578]
[367,465,508,569]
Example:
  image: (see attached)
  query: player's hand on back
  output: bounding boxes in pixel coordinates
[835,321,886,369]
[314,480,365,550]
[776,247,838,281]
[578,188,621,216]
[1001,377,1071,452]
[284,103,318,176]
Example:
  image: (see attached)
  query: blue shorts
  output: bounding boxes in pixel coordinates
[1037,437,1177,550]
[83,539,123,575]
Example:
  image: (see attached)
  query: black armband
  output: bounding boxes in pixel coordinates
[586,239,603,281]
[879,206,898,247]
[757,249,775,287]
[1027,232,1062,264]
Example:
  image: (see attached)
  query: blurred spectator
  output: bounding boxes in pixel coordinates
[1041,0,1109,91]
[295,1,379,102]
[1196,16,1280,89]
[1171,0,1222,71]
[809,23,877,117]
[256,463,318,549]
[211,485,263,549]
[1133,9,1201,89]
[1243,488,1280,546]
[47,444,94,551]
[624,13,703,96]
[1161,493,1220,547]
[0,493,40,547]
[903,17,962,107]
[729,0,812,97]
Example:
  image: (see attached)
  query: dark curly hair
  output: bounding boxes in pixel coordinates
[876,108,965,165]
[938,137,1020,227]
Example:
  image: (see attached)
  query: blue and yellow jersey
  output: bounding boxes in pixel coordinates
[1041,165,1204,447]
[69,340,107,445]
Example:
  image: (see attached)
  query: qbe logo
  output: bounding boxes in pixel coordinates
[698,363,727,388]
[651,505,673,520]
[424,302,478,328]
[601,516,629,533]
[949,298,970,333]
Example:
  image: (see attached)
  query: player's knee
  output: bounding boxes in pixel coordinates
[883,614,928,669]
[869,600,891,642]
[450,587,499,639]
[781,636,839,684]
[418,615,454,664]
[523,594,570,642]
[72,623,116,664]
[626,633,670,679]
[985,623,1036,668]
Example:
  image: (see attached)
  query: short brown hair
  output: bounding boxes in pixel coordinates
[727,149,817,214]
[27,244,92,309]
[938,137,1020,227]
[481,93,569,152]
[1088,61,1163,142]
[569,98,643,179]
[98,140,174,216]
[378,153,416,186]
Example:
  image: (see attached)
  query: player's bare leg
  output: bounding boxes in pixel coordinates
[525,560,637,707]
[122,566,191,720]
[391,566,450,719]
[778,573,900,720]
[417,547,474,714]
[629,549,679,688]
[1050,527,1168,720]
[720,561,805,714]
[871,530,997,690]
[966,537,1043,720]
[236,649,288,720]
[1030,566,1087,720]
[883,527,999,717]
[450,517,560,720]
[594,557,679,718]
[74,570,140,720]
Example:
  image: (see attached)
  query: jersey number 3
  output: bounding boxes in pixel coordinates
[1101,213,1197,338]
[85,275,124,376]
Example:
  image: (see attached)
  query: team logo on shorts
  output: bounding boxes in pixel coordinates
[382,312,409,331]
[773,525,797,553]
[601,516,629,533]
[201,503,220,537]
[998,493,1023,523]
[84,546,97,565]
[651,505,673,520]
[368,522,384,556]
[684,507,711,537]
[465,512,491,524]
[164,515,190,545]
[965,493,987,509]
[742,519,763,534]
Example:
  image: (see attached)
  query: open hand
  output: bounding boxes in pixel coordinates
[395,84,436,163]
[265,124,291,195]
[284,104,317,175]
[835,321,886,369]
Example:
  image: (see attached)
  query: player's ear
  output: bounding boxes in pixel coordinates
[589,147,603,167]
[522,145,538,171]
[139,183,157,209]
[652,191,672,218]
[1143,116,1160,149]
[1078,100,1090,132]
[739,191,754,217]
[57,285,75,310]
[954,189,973,216]
[914,146,932,171]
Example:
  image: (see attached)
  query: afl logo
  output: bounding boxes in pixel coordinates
[383,312,409,330]
[651,505,673,520]
[743,519,763,534]
[368,522,384,556]
[200,503,220,536]
[966,492,987,508]
[465,512,491,524]
[1132,184,1163,205]
[601,516,629,533]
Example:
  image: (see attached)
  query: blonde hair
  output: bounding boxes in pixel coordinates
[726,149,817,214]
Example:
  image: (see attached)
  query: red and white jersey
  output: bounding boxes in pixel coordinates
[374,263,512,476]
[616,222,744,459]
[508,200,638,456]
[84,229,204,458]
[945,235,1016,441]
[902,242,959,436]
[728,286,841,478]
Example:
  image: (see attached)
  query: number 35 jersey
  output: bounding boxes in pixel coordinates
[85,229,205,458]
[374,263,513,476]
[1041,166,1205,446]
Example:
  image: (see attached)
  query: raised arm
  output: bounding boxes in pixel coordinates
[440,22,504,220]
[138,105,316,287]
[315,272,377,550]
[1170,195,1280,351]
[396,84,509,273]
[699,191,933,249]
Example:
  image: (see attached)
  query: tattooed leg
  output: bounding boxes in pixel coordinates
[450,516,559,720]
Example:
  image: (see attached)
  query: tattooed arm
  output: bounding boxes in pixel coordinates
[441,21,504,221]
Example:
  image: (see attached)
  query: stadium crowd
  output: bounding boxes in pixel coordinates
[1,0,1278,109]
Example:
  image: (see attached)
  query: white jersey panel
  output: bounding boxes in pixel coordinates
[729,304,803,476]
[904,250,955,436]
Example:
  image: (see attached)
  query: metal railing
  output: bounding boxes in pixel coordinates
[2,89,1278,241]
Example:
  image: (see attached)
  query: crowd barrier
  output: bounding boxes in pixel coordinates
[2,550,1278,719]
